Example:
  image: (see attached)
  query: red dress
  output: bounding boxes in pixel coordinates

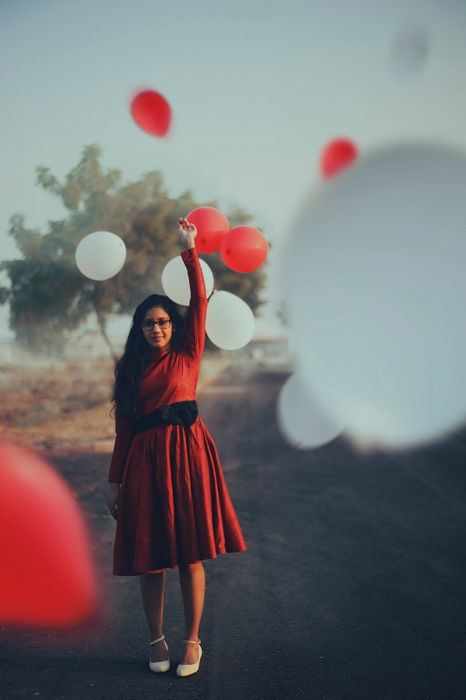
[108,247,247,575]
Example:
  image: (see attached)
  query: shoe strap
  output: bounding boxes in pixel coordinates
[150,634,165,645]
[182,639,201,645]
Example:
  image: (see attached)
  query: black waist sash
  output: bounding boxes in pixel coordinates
[134,400,198,434]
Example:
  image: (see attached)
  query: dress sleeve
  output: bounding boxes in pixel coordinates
[108,411,134,483]
[180,247,208,359]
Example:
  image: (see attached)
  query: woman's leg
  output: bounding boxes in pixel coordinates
[139,571,168,662]
[178,562,206,665]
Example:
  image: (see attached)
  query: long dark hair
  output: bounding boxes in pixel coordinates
[112,294,185,421]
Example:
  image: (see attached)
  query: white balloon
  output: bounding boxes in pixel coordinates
[284,142,466,451]
[206,291,255,350]
[390,22,430,79]
[277,371,344,449]
[75,231,126,281]
[162,255,214,305]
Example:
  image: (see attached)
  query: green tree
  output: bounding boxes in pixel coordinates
[0,145,267,358]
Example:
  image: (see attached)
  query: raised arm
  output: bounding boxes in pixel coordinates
[179,246,208,359]
[108,411,134,483]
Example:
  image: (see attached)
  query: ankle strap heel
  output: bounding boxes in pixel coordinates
[148,634,170,673]
[177,639,203,677]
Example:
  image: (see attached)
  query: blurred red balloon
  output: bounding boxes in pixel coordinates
[186,206,229,254]
[320,138,358,178]
[220,226,269,273]
[130,89,172,137]
[0,443,97,627]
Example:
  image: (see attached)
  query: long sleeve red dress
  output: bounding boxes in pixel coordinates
[108,247,248,575]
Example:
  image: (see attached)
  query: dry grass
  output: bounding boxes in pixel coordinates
[0,353,231,453]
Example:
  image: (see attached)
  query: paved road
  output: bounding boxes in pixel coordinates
[1,360,466,699]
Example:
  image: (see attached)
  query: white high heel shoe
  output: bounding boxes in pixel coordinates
[149,634,170,673]
[176,639,202,677]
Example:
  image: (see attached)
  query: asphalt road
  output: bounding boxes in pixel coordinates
[1,359,465,699]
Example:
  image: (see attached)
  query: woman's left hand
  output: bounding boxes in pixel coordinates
[178,217,197,249]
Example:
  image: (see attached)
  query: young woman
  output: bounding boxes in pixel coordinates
[106,217,247,677]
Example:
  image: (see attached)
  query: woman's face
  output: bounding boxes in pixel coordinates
[141,306,174,353]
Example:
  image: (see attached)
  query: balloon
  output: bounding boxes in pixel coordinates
[220,226,269,273]
[206,291,255,350]
[390,23,430,79]
[185,207,229,254]
[130,89,171,137]
[320,138,358,178]
[0,443,97,627]
[162,255,214,306]
[75,231,126,281]
[277,372,344,449]
[284,142,466,451]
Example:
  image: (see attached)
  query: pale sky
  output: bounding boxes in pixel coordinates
[1,0,465,339]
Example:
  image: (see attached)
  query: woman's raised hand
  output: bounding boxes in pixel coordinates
[178,217,197,249]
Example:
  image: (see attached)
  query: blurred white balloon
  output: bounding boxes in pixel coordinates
[162,255,214,305]
[75,231,126,281]
[277,372,344,449]
[390,22,430,79]
[284,142,466,451]
[206,291,255,350]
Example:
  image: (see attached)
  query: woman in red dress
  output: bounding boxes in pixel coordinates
[106,218,247,677]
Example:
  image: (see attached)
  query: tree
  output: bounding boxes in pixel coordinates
[0,145,267,358]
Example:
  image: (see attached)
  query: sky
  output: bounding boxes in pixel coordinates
[1,0,465,340]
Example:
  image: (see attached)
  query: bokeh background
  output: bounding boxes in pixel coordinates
[1,0,465,344]
[1,2,466,699]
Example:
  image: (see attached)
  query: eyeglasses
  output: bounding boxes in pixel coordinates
[142,319,172,331]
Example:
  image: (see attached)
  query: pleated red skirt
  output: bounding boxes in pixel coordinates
[113,417,247,575]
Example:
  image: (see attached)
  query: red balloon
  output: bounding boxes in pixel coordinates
[320,138,358,178]
[186,206,229,254]
[130,90,172,137]
[0,443,97,627]
[220,226,269,273]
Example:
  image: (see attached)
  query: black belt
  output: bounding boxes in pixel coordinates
[133,400,198,434]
